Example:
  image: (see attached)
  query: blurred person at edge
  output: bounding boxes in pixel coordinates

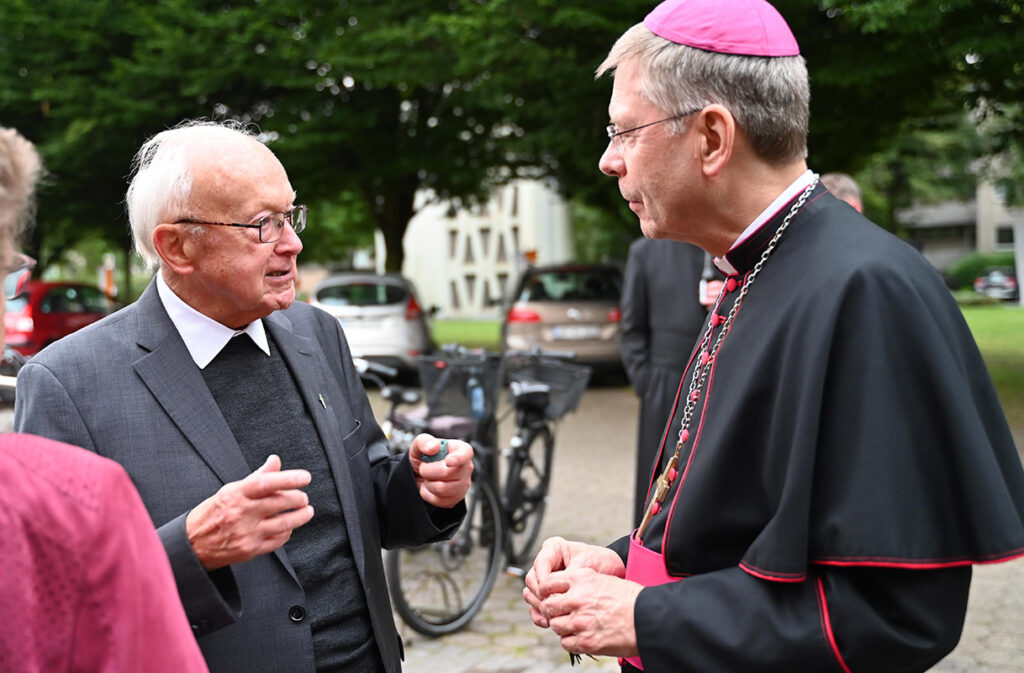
[619,237,713,527]
[523,1,1024,672]
[820,171,863,212]
[14,120,473,673]
[0,127,209,671]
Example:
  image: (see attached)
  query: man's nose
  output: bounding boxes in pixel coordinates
[599,142,624,177]
[275,222,303,254]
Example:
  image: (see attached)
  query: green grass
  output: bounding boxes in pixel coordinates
[430,308,1024,436]
[431,319,501,350]
[960,304,1024,432]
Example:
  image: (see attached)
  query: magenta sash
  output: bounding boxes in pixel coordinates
[623,533,683,670]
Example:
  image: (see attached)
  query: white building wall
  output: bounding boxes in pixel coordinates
[403,180,573,319]
[976,181,1000,253]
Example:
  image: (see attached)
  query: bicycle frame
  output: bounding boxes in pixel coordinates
[361,346,590,637]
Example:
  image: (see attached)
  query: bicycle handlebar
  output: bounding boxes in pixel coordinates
[352,357,399,379]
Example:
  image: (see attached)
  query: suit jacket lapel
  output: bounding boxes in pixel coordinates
[266,312,370,579]
[131,282,252,486]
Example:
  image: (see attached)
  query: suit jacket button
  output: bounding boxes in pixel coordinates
[289,605,306,622]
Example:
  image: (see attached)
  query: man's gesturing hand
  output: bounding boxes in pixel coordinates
[410,435,474,508]
[185,454,314,570]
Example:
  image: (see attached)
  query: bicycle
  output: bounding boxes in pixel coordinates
[356,346,591,637]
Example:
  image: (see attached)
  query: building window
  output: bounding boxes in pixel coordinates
[449,280,460,309]
[497,272,508,300]
[464,274,476,304]
[464,234,475,263]
[480,227,491,257]
[448,229,458,259]
[496,234,507,262]
[996,226,1014,246]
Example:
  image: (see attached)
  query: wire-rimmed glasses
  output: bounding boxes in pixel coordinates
[2,253,36,300]
[606,107,703,153]
[175,204,307,243]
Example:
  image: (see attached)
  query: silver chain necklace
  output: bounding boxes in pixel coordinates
[636,176,819,539]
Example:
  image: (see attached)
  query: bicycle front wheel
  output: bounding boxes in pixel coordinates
[386,473,503,636]
[504,424,554,567]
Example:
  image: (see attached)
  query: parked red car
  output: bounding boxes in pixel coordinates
[4,281,116,356]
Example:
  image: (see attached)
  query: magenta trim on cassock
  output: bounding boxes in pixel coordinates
[624,533,685,669]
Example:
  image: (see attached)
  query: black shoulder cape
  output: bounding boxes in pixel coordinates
[639,185,1024,581]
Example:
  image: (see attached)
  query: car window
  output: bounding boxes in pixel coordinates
[77,286,110,312]
[41,287,78,313]
[40,286,107,314]
[316,282,407,307]
[518,269,622,302]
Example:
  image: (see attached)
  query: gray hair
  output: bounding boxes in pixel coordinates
[820,172,861,203]
[125,119,261,269]
[0,126,43,255]
[597,23,809,166]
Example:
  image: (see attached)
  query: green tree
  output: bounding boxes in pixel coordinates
[2,0,1022,278]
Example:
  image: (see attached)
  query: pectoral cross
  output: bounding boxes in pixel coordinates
[635,451,680,539]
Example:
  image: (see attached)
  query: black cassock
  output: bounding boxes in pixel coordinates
[613,184,1024,672]
[620,238,710,526]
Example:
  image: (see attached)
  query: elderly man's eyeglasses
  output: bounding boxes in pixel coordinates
[175,205,308,244]
[606,107,703,153]
[2,253,36,300]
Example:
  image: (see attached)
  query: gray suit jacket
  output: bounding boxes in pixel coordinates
[14,281,462,673]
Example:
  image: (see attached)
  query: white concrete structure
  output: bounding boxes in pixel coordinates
[897,180,1021,271]
[402,180,574,318]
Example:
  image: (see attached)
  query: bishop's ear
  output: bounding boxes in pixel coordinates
[694,104,735,178]
[151,223,196,275]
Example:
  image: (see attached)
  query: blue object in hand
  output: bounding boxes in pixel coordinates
[422,439,448,463]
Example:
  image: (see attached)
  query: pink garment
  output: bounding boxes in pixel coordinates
[624,533,684,670]
[0,434,208,673]
[644,0,800,57]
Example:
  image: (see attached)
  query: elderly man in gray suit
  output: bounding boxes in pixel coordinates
[14,120,473,673]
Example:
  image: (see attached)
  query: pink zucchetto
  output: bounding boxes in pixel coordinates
[644,0,800,57]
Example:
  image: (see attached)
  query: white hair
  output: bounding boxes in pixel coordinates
[820,172,861,204]
[125,119,261,269]
[0,126,44,254]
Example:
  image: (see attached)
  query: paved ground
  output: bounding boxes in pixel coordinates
[2,378,1019,672]
[368,384,1024,673]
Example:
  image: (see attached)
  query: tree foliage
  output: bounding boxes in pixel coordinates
[0,0,1022,280]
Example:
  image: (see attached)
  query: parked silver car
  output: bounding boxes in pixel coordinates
[310,272,436,373]
[500,264,623,369]
[973,267,1018,301]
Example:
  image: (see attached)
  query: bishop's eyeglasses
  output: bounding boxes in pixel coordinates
[606,106,703,153]
[174,204,308,244]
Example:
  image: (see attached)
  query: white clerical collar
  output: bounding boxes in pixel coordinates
[156,273,270,369]
[714,169,817,276]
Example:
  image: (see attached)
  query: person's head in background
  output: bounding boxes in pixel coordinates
[0,127,42,345]
[820,172,862,213]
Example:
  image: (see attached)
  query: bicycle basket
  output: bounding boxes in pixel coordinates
[416,351,505,419]
[505,357,592,419]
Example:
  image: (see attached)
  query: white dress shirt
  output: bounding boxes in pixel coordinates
[156,273,270,369]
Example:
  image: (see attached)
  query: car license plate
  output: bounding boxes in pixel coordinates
[551,324,600,340]
[338,317,380,330]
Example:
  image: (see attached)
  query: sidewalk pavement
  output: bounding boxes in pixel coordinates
[372,386,1024,673]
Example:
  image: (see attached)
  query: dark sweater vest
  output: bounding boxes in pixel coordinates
[200,333,382,672]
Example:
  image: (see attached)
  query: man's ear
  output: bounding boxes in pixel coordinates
[694,104,735,178]
[152,223,196,275]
